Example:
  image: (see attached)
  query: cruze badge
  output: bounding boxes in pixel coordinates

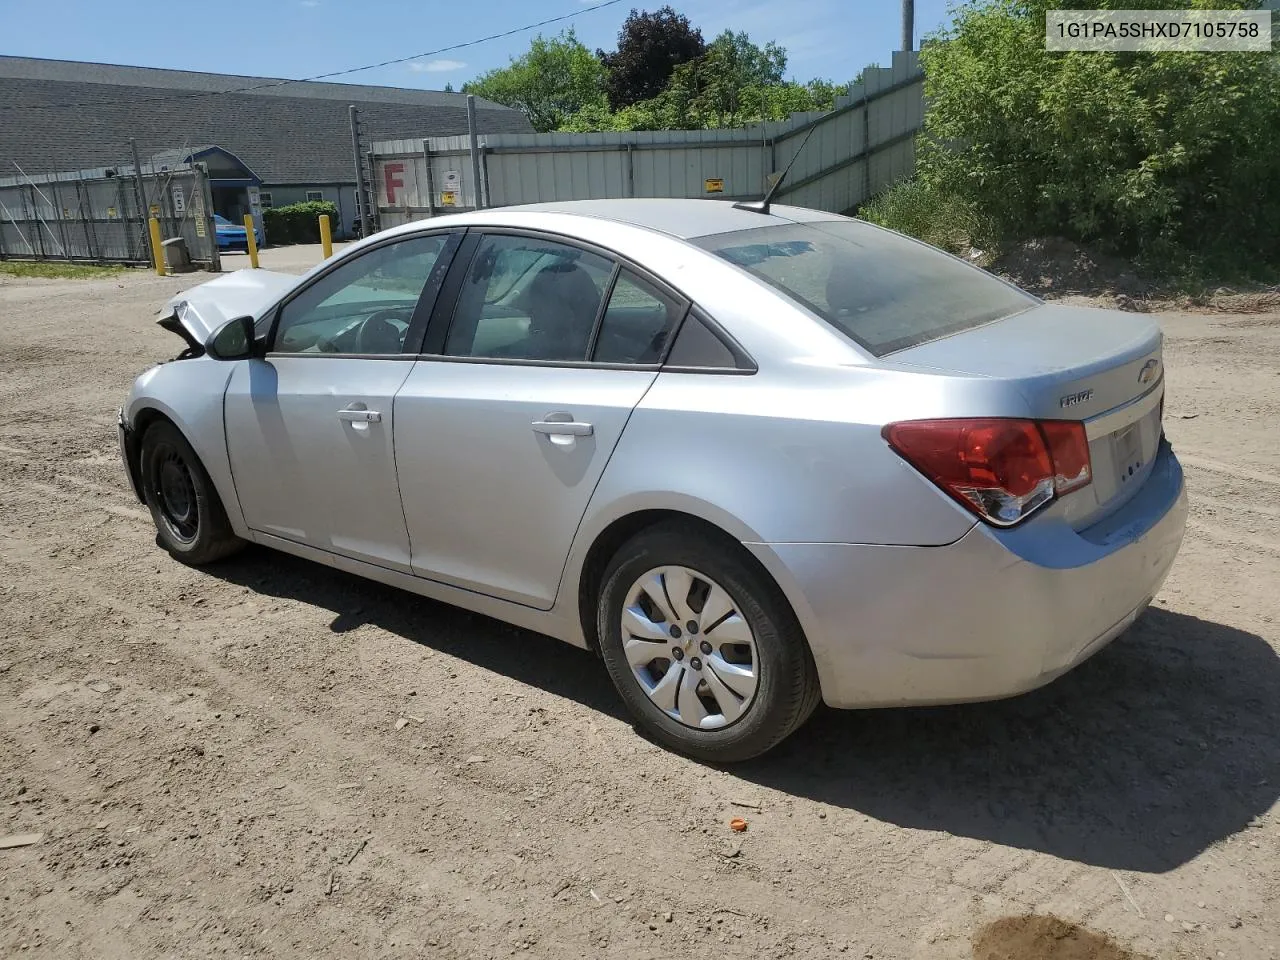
[1138,358,1159,384]
[1060,389,1094,408]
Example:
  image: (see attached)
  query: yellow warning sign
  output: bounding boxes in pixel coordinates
[149,204,161,217]
[704,178,725,194]
[440,190,458,206]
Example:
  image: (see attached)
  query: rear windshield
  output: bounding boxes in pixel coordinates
[693,220,1036,356]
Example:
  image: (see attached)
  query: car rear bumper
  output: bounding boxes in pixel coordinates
[749,439,1187,709]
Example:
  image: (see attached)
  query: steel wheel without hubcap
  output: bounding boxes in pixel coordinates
[153,445,198,544]
[621,565,759,730]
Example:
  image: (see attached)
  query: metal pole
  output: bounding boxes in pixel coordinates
[75,176,99,261]
[195,163,221,273]
[901,0,914,51]
[350,105,371,237]
[423,138,436,219]
[466,94,484,210]
[24,185,47,258]
[50,178,72,259]
[862,101,872,203]
[115,178,135,261]
[366,149,379,231]
[129,138,154,268]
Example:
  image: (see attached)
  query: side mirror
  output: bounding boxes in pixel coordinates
[206,315,262,361]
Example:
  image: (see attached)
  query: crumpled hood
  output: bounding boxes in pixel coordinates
[159,268,297,346]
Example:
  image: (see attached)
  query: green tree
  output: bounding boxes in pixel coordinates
[599,6,706,109]
[914,0,1280,271]
[463,29,608,132]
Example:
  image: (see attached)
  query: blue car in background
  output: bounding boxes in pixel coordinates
[213,214,264,252]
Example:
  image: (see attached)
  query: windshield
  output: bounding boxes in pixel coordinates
[213,215,232,226]
[693,220,1036,357]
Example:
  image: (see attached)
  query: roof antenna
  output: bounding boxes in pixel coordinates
[734,119,820,215]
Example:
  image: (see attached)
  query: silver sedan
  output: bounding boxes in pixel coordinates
[118,199,1187,762]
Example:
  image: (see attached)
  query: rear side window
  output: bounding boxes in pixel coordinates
[444,234,613,362]
[693,221,1036,357]
[592,269,684,364]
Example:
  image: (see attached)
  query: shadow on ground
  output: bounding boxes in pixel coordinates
[211,546,626,721]
[741,606,1280,873]
[209,548,1279,873]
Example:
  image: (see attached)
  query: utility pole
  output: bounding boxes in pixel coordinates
[902,0,915,51]
[129,138,154,267]
[349,105,371,237]
[466,94,484,210]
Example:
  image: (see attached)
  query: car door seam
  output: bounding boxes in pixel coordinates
[219,361,252,527]
[546,369,664,610]
[389,359,421,565]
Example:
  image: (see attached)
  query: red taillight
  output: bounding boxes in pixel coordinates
[883,418,1092,526]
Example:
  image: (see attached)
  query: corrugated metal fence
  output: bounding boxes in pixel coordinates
[371,51,923,228]
[0,162,220,267]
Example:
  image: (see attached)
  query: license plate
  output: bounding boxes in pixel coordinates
[1113,423,1142,484]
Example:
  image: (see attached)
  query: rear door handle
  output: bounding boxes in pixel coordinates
[338,409,381,423]
[531,420,592,437]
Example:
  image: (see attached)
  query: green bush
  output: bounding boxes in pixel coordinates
[263,200,339,245]
[914,0,1280,278]
[859,179,999,255]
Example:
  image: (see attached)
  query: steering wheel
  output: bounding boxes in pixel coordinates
[356,308,413,354]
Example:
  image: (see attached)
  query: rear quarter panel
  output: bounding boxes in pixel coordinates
[575,363,1003,550]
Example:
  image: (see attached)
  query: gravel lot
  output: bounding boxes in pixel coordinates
[1,247,1277,960]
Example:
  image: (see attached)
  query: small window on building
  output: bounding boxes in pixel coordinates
[305,190,323,202]
[259,192,273,209]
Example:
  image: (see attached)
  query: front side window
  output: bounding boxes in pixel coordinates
[272,234,453,355]
[443,234,614,362]
[693,221,1036,357]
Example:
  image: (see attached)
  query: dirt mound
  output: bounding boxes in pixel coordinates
[973,916,1151,960]
[991,237,1153,303]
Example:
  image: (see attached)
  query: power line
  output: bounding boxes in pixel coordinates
[1,0,625,113]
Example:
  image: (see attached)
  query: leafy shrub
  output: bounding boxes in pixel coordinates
[263,200,339,245]
[915,0,1280,277]
[859,179,999,255]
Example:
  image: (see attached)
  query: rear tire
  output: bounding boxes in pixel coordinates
[597,521,821,763]
[139,420,244,566]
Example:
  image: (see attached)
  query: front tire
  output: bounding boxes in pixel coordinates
[140,420,243,565]
[597,522,821,763]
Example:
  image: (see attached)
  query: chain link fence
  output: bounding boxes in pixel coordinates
[0,160,220,269]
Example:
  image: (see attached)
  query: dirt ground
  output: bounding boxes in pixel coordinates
[1,246,1277,960]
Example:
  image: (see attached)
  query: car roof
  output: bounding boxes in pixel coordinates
[387,198,846,242]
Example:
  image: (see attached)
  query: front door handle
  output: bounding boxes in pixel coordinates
[338,409,382,423]
[531,420,592,437]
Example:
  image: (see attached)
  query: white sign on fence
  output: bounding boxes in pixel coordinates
[172,185,186,215]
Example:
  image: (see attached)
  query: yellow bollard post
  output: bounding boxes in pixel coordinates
[243,214,260,268]
[319,214,333,259]
[148,216,166,276]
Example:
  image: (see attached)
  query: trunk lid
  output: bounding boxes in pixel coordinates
[891,303,1165,528]
[159,268,296,348]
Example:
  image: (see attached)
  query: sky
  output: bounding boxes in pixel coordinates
[0,0,954,90]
